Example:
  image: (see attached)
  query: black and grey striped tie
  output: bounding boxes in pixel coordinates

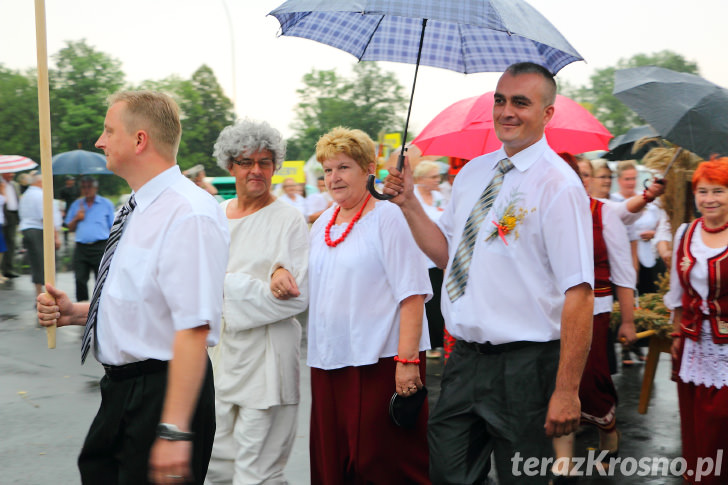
[445,158,513,302]
[81,195,137,363]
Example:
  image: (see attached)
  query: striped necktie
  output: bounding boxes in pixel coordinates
[445,158,514,302]
[81,195,137,363]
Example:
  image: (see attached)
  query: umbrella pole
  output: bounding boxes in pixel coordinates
[367,18,428,200]
[35,0,56,349]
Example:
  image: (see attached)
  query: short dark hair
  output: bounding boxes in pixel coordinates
[505,62,557,106]
[80,176,98,187]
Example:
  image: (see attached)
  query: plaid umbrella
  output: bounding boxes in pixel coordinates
[269,0,584,198]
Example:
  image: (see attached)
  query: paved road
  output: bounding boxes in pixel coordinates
[1,269,683,484]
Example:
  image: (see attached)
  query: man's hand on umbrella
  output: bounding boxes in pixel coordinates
[645,177,666,200]
[382,157,416,207]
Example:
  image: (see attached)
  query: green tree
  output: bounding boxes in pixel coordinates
[0,65,40,161]
[286,63,407,160]
[138,66,235,176]
[50,39,126,153]
[566,50,699,136]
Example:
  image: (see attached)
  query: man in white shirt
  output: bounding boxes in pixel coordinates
[18,173,62,297]
[37,91,229,484]
[384,62,594,484]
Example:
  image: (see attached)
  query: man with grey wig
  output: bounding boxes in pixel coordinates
[206,119,309,485]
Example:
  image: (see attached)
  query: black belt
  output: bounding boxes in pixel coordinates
[463,339,558,355]
[77,239,108,246]
[103,359,167,381]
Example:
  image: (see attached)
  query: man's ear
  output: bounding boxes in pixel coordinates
[135,130,149,154]
[543,104,555,126]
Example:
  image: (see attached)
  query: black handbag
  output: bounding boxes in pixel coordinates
[389,386,428,428]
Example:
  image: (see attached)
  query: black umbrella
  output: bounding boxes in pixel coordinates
[603,124,662,161]
[613,67,728,159]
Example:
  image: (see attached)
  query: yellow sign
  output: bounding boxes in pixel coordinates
[272,160,306,184]
[382,132,402,149]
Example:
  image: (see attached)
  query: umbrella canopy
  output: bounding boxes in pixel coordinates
[50,150,112,175]
[613,66,728,160]
[0,155,38,174]
[269,0,584,198]
[269,0,583,75]
[603,124,662,161]
[412,92,612,159]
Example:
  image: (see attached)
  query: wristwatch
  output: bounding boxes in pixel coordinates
[156,423,194,441]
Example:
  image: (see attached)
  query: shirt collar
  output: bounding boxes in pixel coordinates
[132,165,181,213]
[493,136,549,173]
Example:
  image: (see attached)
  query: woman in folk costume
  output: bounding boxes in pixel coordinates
[551,153,638,482]
[307,127,432,484]
[665,156,728,484]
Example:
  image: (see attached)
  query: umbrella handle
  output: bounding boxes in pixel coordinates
[367,174,393,200]
[367,151,405,201]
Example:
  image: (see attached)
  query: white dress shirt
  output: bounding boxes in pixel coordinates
[1,180,18,211]
[96,165,230,365]
[308,201,432,370]
[437,137,594,344]
[18,185,61,230]
[593,201,636,315]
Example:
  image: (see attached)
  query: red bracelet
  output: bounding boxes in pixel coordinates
[394,355,421,364]
[669,331,681,338]
[642,190,655,202]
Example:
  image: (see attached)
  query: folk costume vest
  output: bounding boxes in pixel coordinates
[676,219,728,343]
[591,198,612,299]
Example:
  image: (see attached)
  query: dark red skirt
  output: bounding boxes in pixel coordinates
[310,353,430,485]
[579,312,618,431]
[677,376,728,483]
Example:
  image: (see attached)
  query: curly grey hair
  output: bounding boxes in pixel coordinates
[213,119,286,171]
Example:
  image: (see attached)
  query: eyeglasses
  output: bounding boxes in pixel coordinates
[232,158,274,170]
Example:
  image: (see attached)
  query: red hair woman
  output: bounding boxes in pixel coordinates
[665,156,728,484]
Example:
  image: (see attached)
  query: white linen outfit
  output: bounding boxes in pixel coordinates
[664,224,728,388]
[206,198,309,485]
[307,201,432,370]
[437,137,594,344]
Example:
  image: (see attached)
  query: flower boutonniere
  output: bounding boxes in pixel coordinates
[486,190,535,245]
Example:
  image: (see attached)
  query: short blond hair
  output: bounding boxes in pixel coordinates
[615,160,637,178]
[108,91,181,159]
[413,161,441,180]
[315,127,376,172]
[590,158,611,174]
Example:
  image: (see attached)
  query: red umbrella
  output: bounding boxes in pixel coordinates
[413,92,612,159]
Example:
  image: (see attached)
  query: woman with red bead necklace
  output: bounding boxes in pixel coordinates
[664,156,728,484]
[307,127,432,484]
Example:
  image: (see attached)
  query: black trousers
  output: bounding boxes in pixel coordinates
[78,358,216,485]
[429,340,559,485]
[73,240,106,302]
[426,267,445,348]
[1,209,18,274]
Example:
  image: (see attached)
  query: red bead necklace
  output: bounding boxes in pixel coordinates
[325,194,372,247]
[700,217,728,234]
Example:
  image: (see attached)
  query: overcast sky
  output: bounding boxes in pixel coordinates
[1,0,725,140]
